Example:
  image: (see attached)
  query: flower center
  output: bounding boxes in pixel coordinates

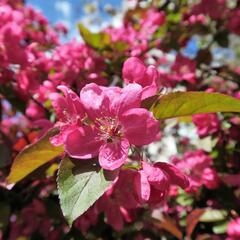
[95,117,123,142]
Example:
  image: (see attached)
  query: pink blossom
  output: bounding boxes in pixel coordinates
[50,85,85,146]
[172,150,219,192]
[134,161,189,204]
[48,40,107,89]
[52,84,159,170]
[193,113,220,137]
[183,13,207,26]
[227,218,240,240]
[170,54,196,84]
[140,9,165,35]
[25,100,46,120]
[122,57,160,99]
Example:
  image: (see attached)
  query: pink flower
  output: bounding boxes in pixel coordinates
[122,57,160,99]
[170,54,196,84]
[134,161,189,204]
[172,150,219,192]
[52,83,159,170]
[227,218,240,240]
[50,85,85,146]
[183,13,207,26]
[193,113,220,137]
[25,100,45,120]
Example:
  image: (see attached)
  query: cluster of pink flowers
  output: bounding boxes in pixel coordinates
[193,113,220,138]
[171,150,219,192]
[105,9,165,56]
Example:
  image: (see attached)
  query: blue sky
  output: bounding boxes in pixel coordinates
[26,0,123,41]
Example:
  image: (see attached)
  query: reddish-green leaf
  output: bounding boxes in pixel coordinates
[186,209,205,239]
[152,216,183,240]
[7,128,64,184]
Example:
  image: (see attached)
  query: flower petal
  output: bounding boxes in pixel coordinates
[80,83,110,119]
[51,85,84,122]
[111,84,142,115]
[156,162,189,189]
[134,170,151,202]
[65,126,102,159]
[122,57,147,83]
[121,108,159,145]
[99,139,129,170]
[142,161,169,190]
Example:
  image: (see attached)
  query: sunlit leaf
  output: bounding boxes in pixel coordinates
[199,209,228,222]
[212,221,228,234]
[58,157,114,226]
[7,128,63,184]
[150,92,240,120]
[78,23,111,50]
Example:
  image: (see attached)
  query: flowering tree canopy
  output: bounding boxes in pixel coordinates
[1,0,240,239]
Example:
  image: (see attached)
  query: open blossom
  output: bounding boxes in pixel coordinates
[134,161,189,204]
[122,57,160,99]
[51,83,159,170]
[227,218,240,240]
[193,113,220,137]
[172,150,219,192]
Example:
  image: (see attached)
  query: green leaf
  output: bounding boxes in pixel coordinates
[199,209,228,222]
[176,191,194,206]
[150,92,240,120]
[212,221,228,234]
[78,23,111,50]
[58,157,114,226]
[7,128,64,184]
